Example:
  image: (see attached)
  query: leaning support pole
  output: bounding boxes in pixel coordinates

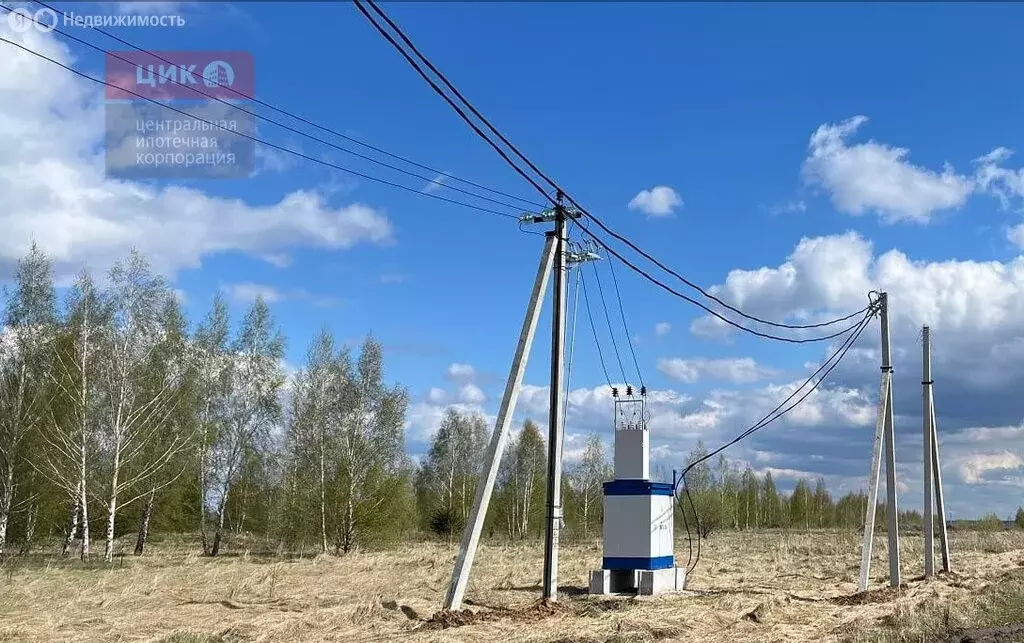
[542,197,569,602]
[922,326,935,579]
[859,292,901,591]
[929,375,952,573]
[444,233,558,611]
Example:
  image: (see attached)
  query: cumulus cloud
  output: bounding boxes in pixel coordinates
[955,451,1024,485]
[654,322,672,336]
[802,116,973,223]
[445,362,476,384]
[801,116,1024,224]
[0,26,391,280]
[627,186,683,217]
[657,357,777,384]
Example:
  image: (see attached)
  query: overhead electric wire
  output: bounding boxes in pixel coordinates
[606,253,645,390]
[5,4,536,217]
[676,302,878,575]
[0,32,524,222]
[562,262,582,435]
[357,0,874,334]
[353,0,558,210]
[578,269,613,390]
[589,259,628,386]
[27,0,546,211]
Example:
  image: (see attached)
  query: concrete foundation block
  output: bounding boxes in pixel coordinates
[589,567,685,595]
[637,566,687,595]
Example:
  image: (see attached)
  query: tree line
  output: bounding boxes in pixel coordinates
[2,246,1022,562]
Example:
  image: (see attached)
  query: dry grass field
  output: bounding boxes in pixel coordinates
[1,530,1023,643]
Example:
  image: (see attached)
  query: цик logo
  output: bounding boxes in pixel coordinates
[202,60,234,88]
[6,7,57,33]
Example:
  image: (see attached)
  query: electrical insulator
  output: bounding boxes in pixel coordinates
[640,386,647,397]
[611,386,619,398]
[626,385,633,397]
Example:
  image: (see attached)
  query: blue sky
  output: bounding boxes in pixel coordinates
[3,1,1024,518]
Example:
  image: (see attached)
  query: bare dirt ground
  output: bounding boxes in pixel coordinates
[1,530,1023,643]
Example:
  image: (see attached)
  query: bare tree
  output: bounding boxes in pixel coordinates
[95,251,193,562]
[209,296,284,556]
[500,420,546,539]
[0,244,56,558]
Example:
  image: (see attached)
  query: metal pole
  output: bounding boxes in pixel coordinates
[922,326,934,579]
[542,195,569,601]
[444,234,558,610]
[930,395,952,572]
[880,293,902,588]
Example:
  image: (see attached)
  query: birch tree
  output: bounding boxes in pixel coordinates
[570,433,610,539]
[333,336,407,553]
[40,272,105,560]
[287,328,342,553]
[0,244,56,558]
[192,295,231,554]
[499,420,546,539]
[417,409,487,543]
[209,296,284,556]
[95,251,193,562]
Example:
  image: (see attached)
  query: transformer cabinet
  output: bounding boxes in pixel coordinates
[589,393,686,595]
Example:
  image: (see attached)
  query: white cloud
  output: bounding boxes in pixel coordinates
[973,148,1024,209]
[0,26,392,280]
[221,282,342,308]
[769,200,807,215]
[426,387,447,404]
[802,116,973,223]
[657,357,777,384]
[458,383,486,405]
[421,172,450,194]
[654,322,671,336]
[1008,224,1024,250]
[445,362,476,383]
[956,451,1024,484]
[627,186,683,217]
[258,253,292,268]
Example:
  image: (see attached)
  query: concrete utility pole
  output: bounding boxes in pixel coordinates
[445,200,593,610]
[858,292,901,592]
[922,326,952,577]
[922,326,934,579]
[444,233,558,611]
[542,192,569,602]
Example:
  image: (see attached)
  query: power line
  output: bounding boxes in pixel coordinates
[676,303,877,575]
[357,0,873,334]
[589,259,628,386]
[578,269,612,389]
[0,32,522,223]
[606,252,645,390]
[353,0,558,210]
[6,4,536,217]
[28,0,546,211]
